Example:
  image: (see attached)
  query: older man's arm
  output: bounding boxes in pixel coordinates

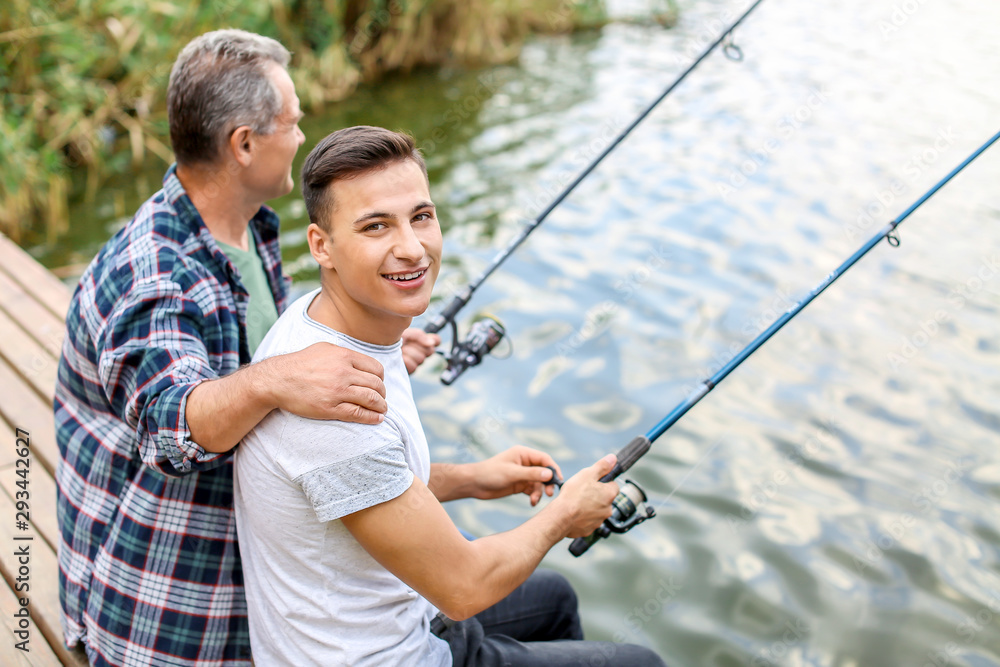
[99,276,387,474]
[191,327,437,451]
[187,342,387,453]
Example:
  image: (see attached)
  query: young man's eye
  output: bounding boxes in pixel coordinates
[413,212,433,222]
[363,222,386,232]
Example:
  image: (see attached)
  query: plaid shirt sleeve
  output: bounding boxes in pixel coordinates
[95,267,230,475]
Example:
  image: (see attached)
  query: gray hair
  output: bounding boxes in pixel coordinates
[167,29,291,165]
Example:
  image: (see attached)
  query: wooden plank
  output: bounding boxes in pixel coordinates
[0,462,60,555]
[0,420,20,470]
[0,576,63,666]
[0,358,60,478]
[0,234,72,321]
[0,268,66,362]
[0,490,87,667]
[0,306,60,405]
[0,236,89,666]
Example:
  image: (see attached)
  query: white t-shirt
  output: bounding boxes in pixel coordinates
[233,290,451,666]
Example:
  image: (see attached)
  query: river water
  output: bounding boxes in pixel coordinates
[41,0,1000,664]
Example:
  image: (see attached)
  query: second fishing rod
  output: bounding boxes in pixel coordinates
[561,128,1000,556]
[425,0,768,385]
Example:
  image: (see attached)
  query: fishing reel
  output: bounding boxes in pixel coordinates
[439,315,507,385]
[565,434,656,557]
[569,479,656,556]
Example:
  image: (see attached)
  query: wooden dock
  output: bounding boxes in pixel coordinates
[0,233,88,666]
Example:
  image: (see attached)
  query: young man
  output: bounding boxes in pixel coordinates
[55,32,437,666]
[234,126,666,666]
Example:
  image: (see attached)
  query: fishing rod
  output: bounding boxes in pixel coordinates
[427,0,769,385]
[567,128,1000,557]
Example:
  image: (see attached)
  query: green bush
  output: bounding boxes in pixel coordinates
[0,0,606,241]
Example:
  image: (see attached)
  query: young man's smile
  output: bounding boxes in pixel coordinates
[381,266,430,288]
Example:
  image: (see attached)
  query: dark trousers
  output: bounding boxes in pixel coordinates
[440,570,666,667]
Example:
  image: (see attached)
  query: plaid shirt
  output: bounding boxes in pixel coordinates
[55,166,290,666]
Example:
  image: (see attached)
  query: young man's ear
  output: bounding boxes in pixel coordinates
[229,126,254,167]
[307,223,336,270]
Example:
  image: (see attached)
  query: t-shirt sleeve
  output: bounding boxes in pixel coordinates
[273,413,416,523]
[297,441,414,522]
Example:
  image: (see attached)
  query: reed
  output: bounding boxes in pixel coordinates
[0,0,609,241]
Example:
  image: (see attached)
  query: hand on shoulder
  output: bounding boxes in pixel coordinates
[264,342,388,423]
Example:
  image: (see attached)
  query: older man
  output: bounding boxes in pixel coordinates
[54,30,437,666]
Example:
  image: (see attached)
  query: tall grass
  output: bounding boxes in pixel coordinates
[0,0,607,241]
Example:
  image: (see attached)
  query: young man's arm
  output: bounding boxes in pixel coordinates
[428,445,561,506]
[187,342,387,453]
[341,454,619,622]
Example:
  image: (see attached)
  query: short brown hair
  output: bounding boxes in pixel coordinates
[167,30,290,165]
[301,126,428,230]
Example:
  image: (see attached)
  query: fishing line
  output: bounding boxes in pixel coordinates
[568,128,1000,556]
[426,0,769,384]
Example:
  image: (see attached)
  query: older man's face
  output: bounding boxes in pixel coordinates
[246,63,305,201]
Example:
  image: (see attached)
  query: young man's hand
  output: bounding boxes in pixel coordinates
[550,454,619,538]
[471,445,563,506]
[401,328,440,374]
[342,452,619,621]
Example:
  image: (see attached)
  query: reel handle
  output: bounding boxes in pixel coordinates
[569,533,599,557]
[569,435,652,557]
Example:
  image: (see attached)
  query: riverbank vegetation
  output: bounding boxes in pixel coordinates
[1,0,678,242]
